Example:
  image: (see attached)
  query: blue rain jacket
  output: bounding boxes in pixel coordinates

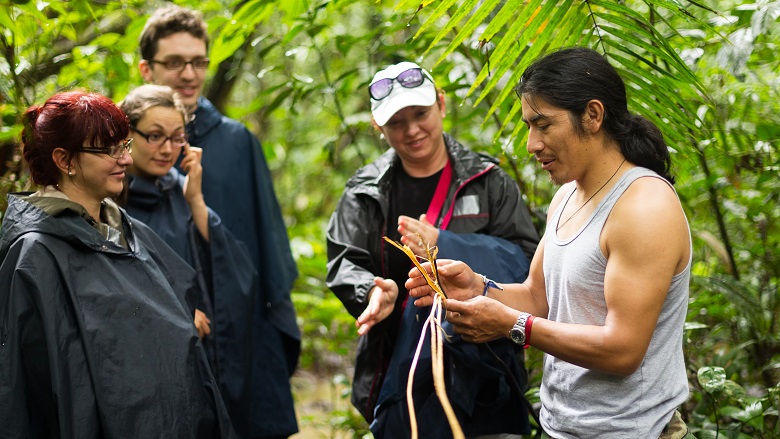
[186,97,299,438]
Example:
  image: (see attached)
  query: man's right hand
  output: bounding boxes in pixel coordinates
[406,259,481,307]
[356,277,399,336]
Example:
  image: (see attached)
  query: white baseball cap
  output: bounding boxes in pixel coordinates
[369,61,437,127]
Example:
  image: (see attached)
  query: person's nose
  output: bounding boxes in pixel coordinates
[118,150,133,165]
[526,128,544,154]
[405,120,421,136]
[179,63,197,79]
[158,138,174,154]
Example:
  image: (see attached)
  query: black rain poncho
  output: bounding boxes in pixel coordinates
[0,193,235,438]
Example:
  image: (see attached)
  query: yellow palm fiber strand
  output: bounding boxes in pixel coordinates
[407,301,434,438]
[431,292,462,437]
[382,236,447,300]
[383,236,464,439]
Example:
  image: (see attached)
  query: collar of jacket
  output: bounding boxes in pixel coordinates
[188,96,223,140]
[126,169,182,210]
[0,194,135,257]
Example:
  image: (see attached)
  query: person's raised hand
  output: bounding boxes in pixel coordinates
[398,213,439,257]
[181,145,204,205]
[406,259,482,307]
[356,277,399,336]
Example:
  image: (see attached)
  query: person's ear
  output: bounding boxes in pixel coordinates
[52,148,72,176]
[437,92,446,118]
[583,99,605,133]
[139,59,154,84]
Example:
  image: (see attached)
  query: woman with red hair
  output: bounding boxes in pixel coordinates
[0,91,236,438]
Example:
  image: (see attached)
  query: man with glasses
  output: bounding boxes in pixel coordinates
[326,61,539,437]
[138,6,299,439]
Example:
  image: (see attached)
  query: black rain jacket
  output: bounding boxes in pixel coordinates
[326,134,539,429]
[0,194,235,438]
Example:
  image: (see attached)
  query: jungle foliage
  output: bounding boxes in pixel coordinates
[1,0,778,436]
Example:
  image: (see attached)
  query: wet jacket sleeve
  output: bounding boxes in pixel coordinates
[325,188,378,319]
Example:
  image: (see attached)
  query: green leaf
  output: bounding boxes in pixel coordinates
[209,0,275,66]
[279,0,308,22]
[479,0,524,42]
[425,0,501,60]
[481,0,579,121]
[415,0,473,46]
[0,7,16,32]
[0,125,22,142]
[698,366,727,394]
[684,321,709,331]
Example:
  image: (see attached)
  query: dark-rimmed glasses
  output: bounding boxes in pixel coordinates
[131,126,189,148]
[79,138,134,159]
[369,68,433,101]
[149,57,210,71]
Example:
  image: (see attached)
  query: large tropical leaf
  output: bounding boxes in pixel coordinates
[397,0,717,152]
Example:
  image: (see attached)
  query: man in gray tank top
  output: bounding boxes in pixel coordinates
[406,47,695,439]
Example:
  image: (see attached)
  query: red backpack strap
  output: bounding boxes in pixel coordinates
[425,159,452,228]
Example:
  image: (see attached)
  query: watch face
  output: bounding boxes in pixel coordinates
[511,326,526,345]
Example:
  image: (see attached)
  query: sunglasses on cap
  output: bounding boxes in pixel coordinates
[369,68,434,101]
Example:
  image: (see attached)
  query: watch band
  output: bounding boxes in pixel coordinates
[524,315,535,348]
[510,312,532,346]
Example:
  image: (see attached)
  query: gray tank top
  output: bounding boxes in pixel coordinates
[540,167,690,438]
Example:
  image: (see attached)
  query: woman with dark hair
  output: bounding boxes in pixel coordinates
[0,91,235,438]
[117,84,261,438]
[327,61,539,437]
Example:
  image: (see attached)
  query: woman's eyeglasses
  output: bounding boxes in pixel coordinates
[369,68,432,101]
[79,138,133,159]
[131,126,189,148]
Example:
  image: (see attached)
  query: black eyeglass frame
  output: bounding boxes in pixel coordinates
[368,68,435,101]
[130,126,190,148]
[148,57,210,71]
[79,138,134,159]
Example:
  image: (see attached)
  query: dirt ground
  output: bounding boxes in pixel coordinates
[289,369,364,439]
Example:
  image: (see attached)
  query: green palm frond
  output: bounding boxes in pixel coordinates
[400,0,717,150]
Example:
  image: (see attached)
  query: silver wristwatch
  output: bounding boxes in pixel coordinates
[510,312,532,345]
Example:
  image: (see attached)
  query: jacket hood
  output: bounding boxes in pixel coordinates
[346,133,497,198]
[0,194,131,257]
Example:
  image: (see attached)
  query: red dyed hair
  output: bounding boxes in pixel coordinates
[22,91,130,186]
